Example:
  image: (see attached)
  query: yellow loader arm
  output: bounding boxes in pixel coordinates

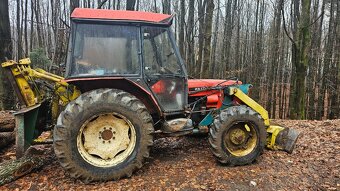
[1,58,80,120]
[2,58,81,158]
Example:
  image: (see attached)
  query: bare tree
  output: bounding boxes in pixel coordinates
[162,0,171,14]
[126,0,136,10]
[210,0,220,77]
[200,0,214,78]
[178,0,185,58]
[186,0,195,73]
[288,0,312,119]
[0,0,14,109]
[70,0,79,13]
[196,0,206,77]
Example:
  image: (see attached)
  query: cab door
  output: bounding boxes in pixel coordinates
[142,26,187,113]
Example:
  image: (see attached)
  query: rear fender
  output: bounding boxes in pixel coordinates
[66,78,162,117]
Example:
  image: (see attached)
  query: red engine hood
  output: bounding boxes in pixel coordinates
[188,79,241,90]
[188,79,242,107]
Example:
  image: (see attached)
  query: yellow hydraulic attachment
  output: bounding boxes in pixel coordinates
[227,87,300,153]
[1,58,80,120]
[2,58,81,157]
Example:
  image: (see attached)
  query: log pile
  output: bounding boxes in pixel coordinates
[0,111,15,149]
[0,111,51,186]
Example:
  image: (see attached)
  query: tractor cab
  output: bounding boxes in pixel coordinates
[66,8,187,116]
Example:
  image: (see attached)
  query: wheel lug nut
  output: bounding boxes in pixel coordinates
[102,141,105,143]
[99,137,101,139]
[109,127,112,130]
[113,131,116,134]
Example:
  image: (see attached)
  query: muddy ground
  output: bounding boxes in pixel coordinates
[0,119,339,190]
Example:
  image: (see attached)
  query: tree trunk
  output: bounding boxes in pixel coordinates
[268,0,283,118]
[289,0,311,119]
[196,0,206,77]
[307,0,325,119]
[221,0,236,78]
[253,0,265,108]
[329,0,340,119]
[186,0,195,74]
[0,0,15,110]
[162,0,171,14]
[33,0,42,47]
[200,0,214,78]
[70,0,79,13]
[178,0,185,58]
[29,0,34,51]
[317,0,336,119]
[17,0,22,59]
[126,0,136,10]
[98,0,110,9]
[24,0,28,57]
[152,0,156,12]
[210,0,220,77]
[336,0,340,118]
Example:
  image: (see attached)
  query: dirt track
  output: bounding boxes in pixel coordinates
[0,119,339,190]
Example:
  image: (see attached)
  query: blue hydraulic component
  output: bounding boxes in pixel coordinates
[198,84,252,127]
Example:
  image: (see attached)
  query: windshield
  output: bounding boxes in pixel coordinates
[69,24,139,77]
[143,27,183,76]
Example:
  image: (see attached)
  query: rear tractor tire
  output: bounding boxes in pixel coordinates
[53,89,154,182]
[209,106,266,166]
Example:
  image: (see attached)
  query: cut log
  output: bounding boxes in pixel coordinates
[0,156,45,186]
[0,146,50,186]
[0,131,15,149]
[0,111,15,132]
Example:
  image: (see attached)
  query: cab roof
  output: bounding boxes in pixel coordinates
[71,8,173,25]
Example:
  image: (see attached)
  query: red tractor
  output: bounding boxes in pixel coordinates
[2,8,299,182]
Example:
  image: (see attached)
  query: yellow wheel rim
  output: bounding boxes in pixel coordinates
[77,112,136,167]
[223,122,258,157]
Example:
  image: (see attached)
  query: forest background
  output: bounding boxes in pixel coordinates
[0,0,339,120]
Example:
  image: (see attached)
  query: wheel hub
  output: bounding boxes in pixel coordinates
[77,113,136,167]
[223,122,258,157]
[100,128,114,141]
[229,128,246,145]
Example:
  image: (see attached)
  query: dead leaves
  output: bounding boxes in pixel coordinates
[0,119,339,190]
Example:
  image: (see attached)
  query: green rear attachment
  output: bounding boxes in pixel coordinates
[14,104,40,158]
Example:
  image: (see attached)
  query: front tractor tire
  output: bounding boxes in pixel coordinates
[53,89,154,182]
[209,106,266,166]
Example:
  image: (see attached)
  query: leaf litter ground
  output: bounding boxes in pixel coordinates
[0,119,339,190]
